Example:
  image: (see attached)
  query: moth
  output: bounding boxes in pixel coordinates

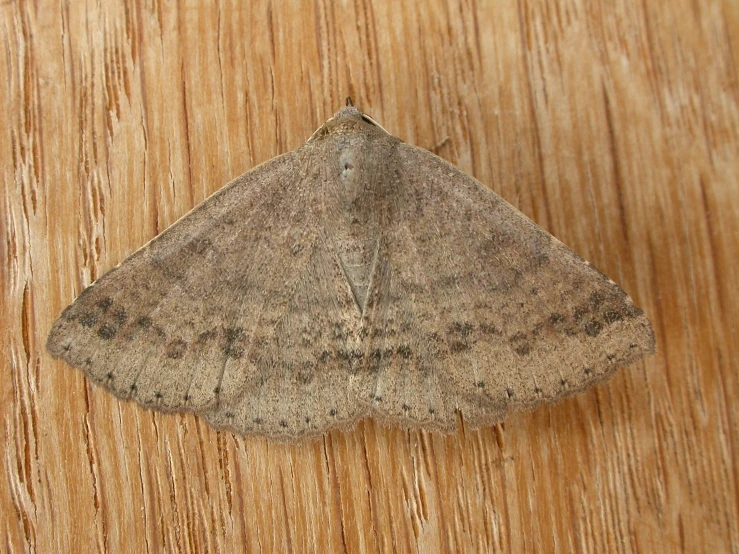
[48,99,655,439]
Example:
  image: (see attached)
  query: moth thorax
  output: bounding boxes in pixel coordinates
[329,144,392,311]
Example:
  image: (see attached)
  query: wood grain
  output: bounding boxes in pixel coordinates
[2,1,737,552]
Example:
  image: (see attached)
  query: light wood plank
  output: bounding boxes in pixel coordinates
[2,1,737,552]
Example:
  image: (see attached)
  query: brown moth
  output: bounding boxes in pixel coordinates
[47,100,655,440]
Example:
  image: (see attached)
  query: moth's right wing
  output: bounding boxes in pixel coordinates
[364,144,655,430]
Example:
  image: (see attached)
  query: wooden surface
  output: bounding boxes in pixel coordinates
[2,1,737,552]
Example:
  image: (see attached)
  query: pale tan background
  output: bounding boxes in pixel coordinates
[2,1,738,553]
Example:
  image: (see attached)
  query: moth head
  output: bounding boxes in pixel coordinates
[307,103,390,143]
